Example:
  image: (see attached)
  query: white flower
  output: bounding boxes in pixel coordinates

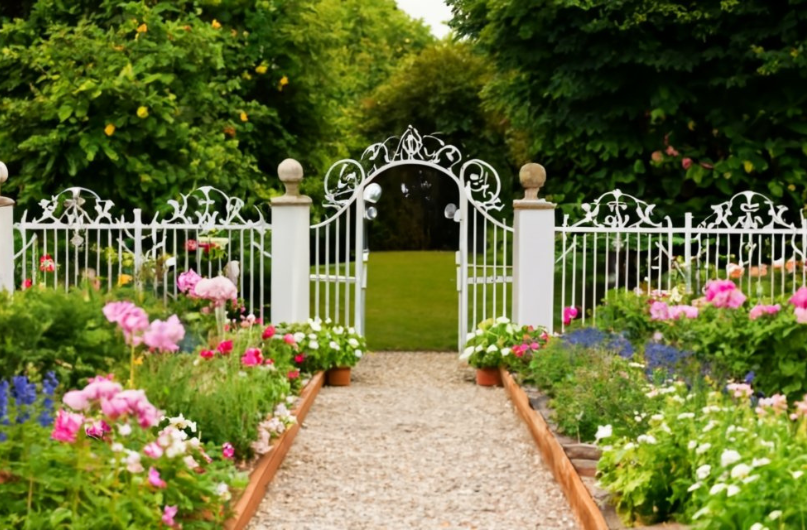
[687,482,702,492]
[310,320,322,332]
[309,340,319,350]
[696,443,712,455]
[111,443,124,453]
[623,442,636,451]
[742,475,759,484]
[496,316,510,324]
[768,511,782,520]
[726,425,736,434]
[459,347,474,361]
[628,362,646,368]
[334,326,344,335]
[760,440,775,450]
[329,341,340,350]
[709,483,727,495]
[501,348,511,357]
[505,324,514,335]
[355,350,363,358]
[475,345,484,352]
[650,414,664,422]
[308,333,317,340]
[703,420,717,433]
[721,449,741,467]
[637,434,657,445]
[118,423,132,437]
[670,395,686,404]
[660,423,672,434]
[168,414,197,433]
[466,332,476,342]
[486,344,498,353]
[702,405,722,414]
[726,485,741,497]
[293,332,305,344]
[749,524,768,530]
[792,471,804,479]
[475,329,484,337]
[730,463,752,479]
[688,440,697,450]
[752,458,771,468]
[594,424,612,441]
[692,507,710,520]
[635,415,643,422]
[677,413,695,420]
[216,482,231,501]
[183,455,200,470]
[696,464,711,480]
[348,327,355,334]
[348,338,359,348]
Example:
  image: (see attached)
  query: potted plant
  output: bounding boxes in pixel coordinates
[460,317,549,386]
[278,319,367,386]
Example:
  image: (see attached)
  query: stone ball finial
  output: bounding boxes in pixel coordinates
[0,161,12,206]
[278,158,304,197]
[519,163,546,200]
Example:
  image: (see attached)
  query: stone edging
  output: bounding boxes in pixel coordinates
[225,371,325,530]
[500,367,608,530]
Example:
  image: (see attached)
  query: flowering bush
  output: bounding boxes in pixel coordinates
[597,383,807,528]
[275,318,367,371]
[0,375,243,528]
[459,317,549,369]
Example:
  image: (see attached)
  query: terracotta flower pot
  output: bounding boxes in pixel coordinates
[326,367,351,386]
[476,367,502,387]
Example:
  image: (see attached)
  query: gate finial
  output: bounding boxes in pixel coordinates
[0,161,12,207]
[519,163,546,200]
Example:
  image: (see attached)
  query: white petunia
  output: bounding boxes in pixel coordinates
[594,424,612,441]
[330,341,340,350]
[768,511,782,521]
[688,440,697,450]
[355,350,363,358]
[709,483,727,495]
[752,458,771,468]
[216,482,231,501]
[475,345,484,352]
[696,464,711,480]
[501,348,511,357]
[294,332,306,344]
[687,482,702,492]
[308,333,318,340]
[730,463,752,479]
[496,316,510,324]
[726,485,741,497]
[696,443,712,455]
[486,344,498,353]
[118,423,132,437]
[721,449,741,467]
[334,326,344,335]
[309,340,319,350]
[637,434,657,445]
[348,338,359,348]
[310,320,322,332]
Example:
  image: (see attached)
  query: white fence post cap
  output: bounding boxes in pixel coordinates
[274,158,311,205]
[0,161,13,207]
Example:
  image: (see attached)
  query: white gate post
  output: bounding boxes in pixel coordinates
[512,163,556,333]
[271,159,311,324]
[0,162,14,293]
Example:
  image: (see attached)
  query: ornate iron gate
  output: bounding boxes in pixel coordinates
[310,127,513,349]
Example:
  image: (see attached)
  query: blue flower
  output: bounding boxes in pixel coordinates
[644,342,691,377]
[0,380,8,435]
[11,376,36,424]
[563,328,607,349]
[744,371,756,384]
[42,371,59,396]
[37,372,59,427]
[606,334,635,359]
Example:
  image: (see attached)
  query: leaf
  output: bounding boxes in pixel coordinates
[57,104,73,122]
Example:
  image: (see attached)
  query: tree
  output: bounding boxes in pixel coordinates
[447,0,807,217]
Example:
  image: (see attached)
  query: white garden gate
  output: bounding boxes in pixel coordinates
[309,126,514,348]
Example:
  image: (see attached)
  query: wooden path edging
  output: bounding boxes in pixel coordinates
[500,367,608,530]
[225,371,325,530]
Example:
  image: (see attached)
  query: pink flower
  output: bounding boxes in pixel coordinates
[262,325,276,340]
[84,419,110,439]
[143,315,185,353]
[726,382,754,399]
[21,278,32,290]
[681,157,692,170]
[143,442,164,459]
[792,396,807,420]
[704,280,746,309]
[148,467,167,488]
[789,287,807,309]
[199,349,215,360]
[241,348,263,366]
[288,370,300,380]
[62,390,91,411]
[162,505,178,527]
[749,304,781,320]
[39,254,55,273]
[755,394,788,417]
[51,410,84,443]
[222,442,235,460]
[796,307,807,324]
[193,276,238,305]
[294,354,305,364]
[562,306,578,326]
[100,389,161,428]
[185,239,198,251]
[650,301,670,320]
[665,145,679,157]
[103,301,150,345]
[530,342,540,350]
[651,150,664,163]
[83,379,123,401]
[283,333,295,345]
[177,269,202,295]
[668,305,699,320]
[217,340,233,355]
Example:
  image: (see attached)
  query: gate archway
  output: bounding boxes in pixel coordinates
[310,126,513,351]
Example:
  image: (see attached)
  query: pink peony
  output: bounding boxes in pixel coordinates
[562,306,578,326]
[143,442,164,459]
[103,301,150,345]
[51,410,84,443]
[148,467,167,488]
[222,442,235,460]
[217,340,233,355]
[162,505,178,527]
[193,276,238,305]
[100,389,161,428]
[241,348,263,367]
[789,287,807,309]
[143,315,185,353]
[668,305,699,320]
[749,304,781,320]
[84,419,110,439]
[650,301,670,320]
[199,349,215,360]
[62,390,91,411]
[83,379,123,401]
[704,280,746,309]
[177,269,202,295]
[262,325,276,340]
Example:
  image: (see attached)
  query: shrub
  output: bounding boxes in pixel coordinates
[460,317,549,370]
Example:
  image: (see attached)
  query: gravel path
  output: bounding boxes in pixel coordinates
[248,352,577,530]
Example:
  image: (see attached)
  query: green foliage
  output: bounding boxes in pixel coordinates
[597,386,807,528]
[447,0,807,217]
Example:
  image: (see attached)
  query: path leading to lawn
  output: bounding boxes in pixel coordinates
[248,352,577,530]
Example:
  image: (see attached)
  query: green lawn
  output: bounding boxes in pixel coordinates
[365,251,458,351]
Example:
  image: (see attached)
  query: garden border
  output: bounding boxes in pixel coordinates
[500,367,608,530]
[225,371,325,530]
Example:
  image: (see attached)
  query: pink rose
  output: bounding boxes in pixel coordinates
[148,467,167,488]
[177,269,202,295]
[562,306,578,326]
[199,349,215,360]
[51,410,84,443]
[283,333,295,345]
[143,315,185,353]
[294,354,305,364]
[288,370,300,380]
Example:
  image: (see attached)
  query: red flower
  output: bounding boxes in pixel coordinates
[682,157,693,170]
[217,340,233,355]
[264,358,274,365]
[199,349,215,360]
[21,278,32,290]
[185,239,198,251]
[262,325,276,340]
[39,255,55,273]
[294,354,305,364]
[287,370,300,380]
